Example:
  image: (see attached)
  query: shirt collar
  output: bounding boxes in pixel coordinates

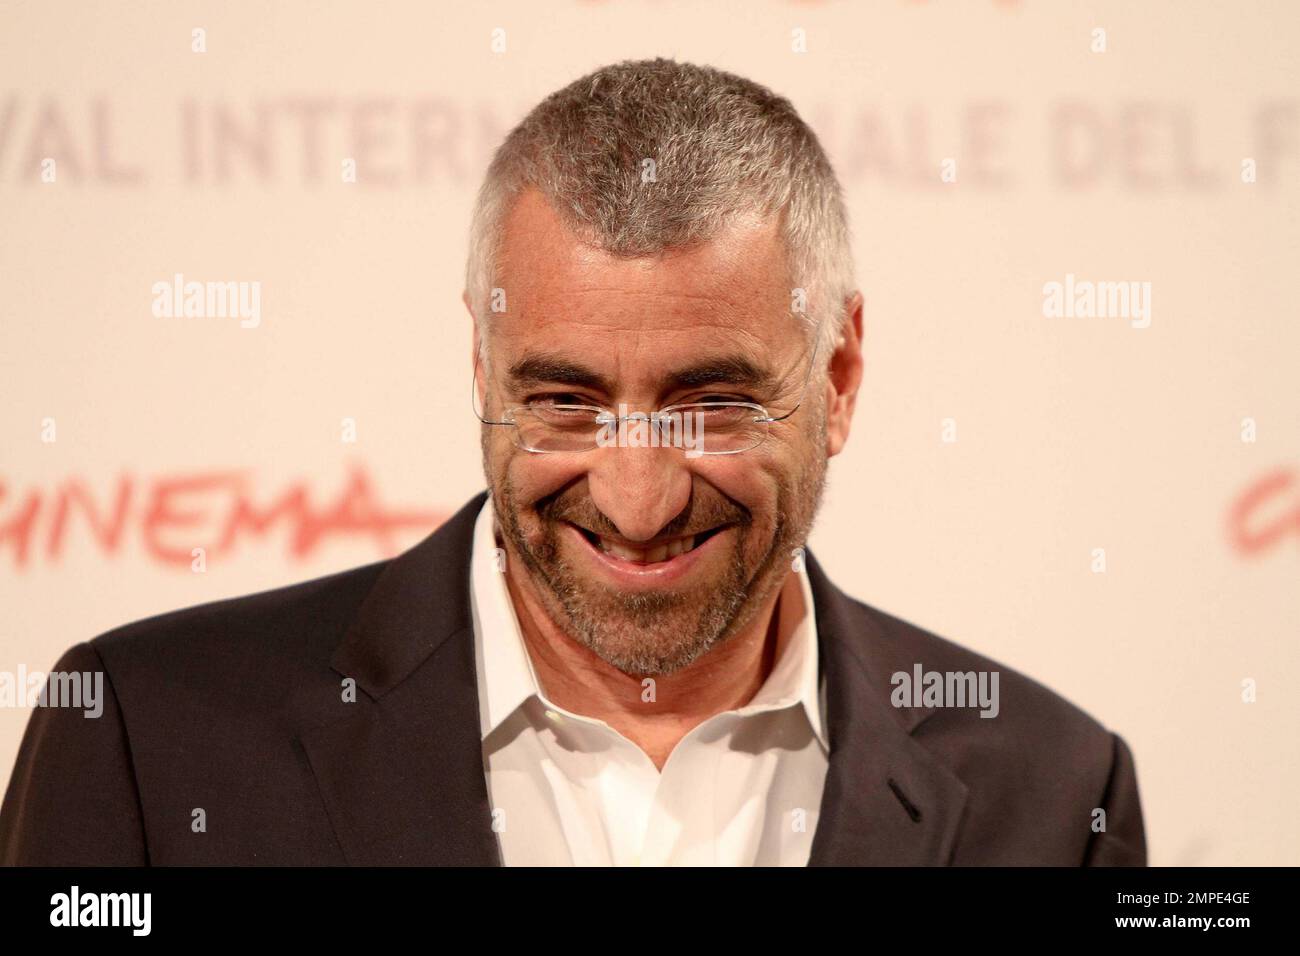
[470,497,544,739]
[738,558,826,748]
[469,497,826,748]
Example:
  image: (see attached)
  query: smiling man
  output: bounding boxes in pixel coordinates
[0,58,1146,867]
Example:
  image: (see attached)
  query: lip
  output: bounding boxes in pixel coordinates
[563,521,731,587]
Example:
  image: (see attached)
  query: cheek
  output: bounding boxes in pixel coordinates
[691,458,782,522]
[708,432,821,533]
[762,415,826,494]
[498,446,586,506]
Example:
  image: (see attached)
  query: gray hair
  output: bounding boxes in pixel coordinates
[464,58,855,357]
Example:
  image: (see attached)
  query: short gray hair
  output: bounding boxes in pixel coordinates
[464,58,855,356]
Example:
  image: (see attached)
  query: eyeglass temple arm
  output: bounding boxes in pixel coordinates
[760,336,823,423]
[472,352,515,426]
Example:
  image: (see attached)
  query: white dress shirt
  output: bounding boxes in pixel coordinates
[469,498,829,866]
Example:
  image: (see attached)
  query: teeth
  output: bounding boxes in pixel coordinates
[606,541,645,562]
[667,536,695,559]
[594,533,699,563]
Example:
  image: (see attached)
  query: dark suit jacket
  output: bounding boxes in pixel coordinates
[0,492,1146,865]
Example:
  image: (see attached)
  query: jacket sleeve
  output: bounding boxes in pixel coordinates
[0,641,149,865]
[1083,732,1147,866]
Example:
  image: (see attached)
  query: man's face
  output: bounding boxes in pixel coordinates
[475,189,851,677]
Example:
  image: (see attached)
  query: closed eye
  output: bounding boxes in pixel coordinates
[524,393,600,407]
[677,394,759,406]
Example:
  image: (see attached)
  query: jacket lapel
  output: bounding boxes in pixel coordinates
[300,492,969,866]
[299,492,500,865]
[805,553,970,866]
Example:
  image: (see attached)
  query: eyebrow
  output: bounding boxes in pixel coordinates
[507,356,613,393]
[505,352,777,396]
[663,357,776,393]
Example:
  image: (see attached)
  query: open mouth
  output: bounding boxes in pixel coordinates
[570,522,726,565]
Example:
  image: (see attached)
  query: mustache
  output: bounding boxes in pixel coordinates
[537,486,750,540]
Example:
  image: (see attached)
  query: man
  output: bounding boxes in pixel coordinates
[0,58,1145,866]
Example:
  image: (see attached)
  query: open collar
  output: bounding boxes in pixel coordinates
[300,491,967,866]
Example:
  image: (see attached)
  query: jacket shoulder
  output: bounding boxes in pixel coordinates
[2,560,398,865]
[96,560,386,655]
[836,595,1140,862]
[86,559,392,714]
[850,598,1116,764]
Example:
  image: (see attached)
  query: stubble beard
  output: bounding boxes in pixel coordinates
[486,422,828,677]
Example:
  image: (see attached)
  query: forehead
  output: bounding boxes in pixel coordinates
[490,189,802,369]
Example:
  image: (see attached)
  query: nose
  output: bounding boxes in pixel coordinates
[585,446,693,542]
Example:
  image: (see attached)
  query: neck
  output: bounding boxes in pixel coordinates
[503,562,793,771]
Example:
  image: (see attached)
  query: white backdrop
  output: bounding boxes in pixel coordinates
[1,0,1297,865]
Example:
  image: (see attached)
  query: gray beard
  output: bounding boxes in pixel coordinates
[492,468,824,677]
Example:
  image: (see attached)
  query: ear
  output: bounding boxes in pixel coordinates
[824,291,864,458]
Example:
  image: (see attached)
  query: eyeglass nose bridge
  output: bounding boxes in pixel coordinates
[604,407,774,457]
[592,409,676,427]
[496,404,773,457]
